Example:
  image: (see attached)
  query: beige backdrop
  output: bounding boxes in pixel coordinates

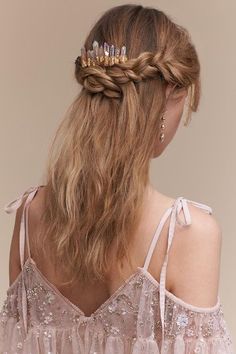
[1,0,235,342]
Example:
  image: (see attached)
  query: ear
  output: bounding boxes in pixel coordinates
[165,84,188,101]
[165,84,174,99]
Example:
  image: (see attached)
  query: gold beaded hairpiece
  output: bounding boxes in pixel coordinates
[75,40,128,67]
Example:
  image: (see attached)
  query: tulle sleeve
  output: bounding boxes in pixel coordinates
[162,295,235,354]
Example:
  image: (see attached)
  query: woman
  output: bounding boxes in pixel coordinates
[0,4,234,353]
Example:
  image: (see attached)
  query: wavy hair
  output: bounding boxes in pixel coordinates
[37,4,201,285]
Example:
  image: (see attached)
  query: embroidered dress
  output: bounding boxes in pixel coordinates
[0,185,234,353]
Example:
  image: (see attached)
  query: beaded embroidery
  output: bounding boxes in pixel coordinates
[0,185,234,353]
[0,258,233,353]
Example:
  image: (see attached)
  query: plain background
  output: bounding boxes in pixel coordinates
[0,0,235,343]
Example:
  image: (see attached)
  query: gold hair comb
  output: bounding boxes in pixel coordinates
[75,40,128,67]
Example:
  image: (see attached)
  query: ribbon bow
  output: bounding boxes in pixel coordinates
[159,197,212,352]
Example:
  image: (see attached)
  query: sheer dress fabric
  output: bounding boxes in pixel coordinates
[0,185,234,354]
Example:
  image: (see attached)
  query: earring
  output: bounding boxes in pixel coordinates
[159,110,167,143]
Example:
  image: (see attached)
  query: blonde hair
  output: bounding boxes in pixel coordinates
[37,4,201,285]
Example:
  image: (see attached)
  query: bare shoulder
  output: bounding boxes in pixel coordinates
[8,194,28,285]
[28,185,47,214]
[8,186,46,286]
[26,185,47,253]
[167,200,222,308]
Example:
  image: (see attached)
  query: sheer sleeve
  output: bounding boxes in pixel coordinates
[162,295,235,354]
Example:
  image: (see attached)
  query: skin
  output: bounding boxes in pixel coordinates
[152,84,188,158]
[8,84,222,316]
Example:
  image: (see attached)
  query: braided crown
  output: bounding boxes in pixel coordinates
[75,40,128,67]
[74,39,191,101]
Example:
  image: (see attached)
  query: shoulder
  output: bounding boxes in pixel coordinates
[27,185,47,218]
[8,194,28,285]
[168,199,222,308]
[178,200,222,243]
[8,185,46,285]
[179,201,222,247]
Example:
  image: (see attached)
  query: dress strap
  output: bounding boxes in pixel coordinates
[4,185,43,270]
[143,195,198,272]
[159,197,213,351]
[143,206,173,271]
[4,185,43,335]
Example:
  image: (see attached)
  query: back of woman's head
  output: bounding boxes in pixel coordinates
[39,4,201,285]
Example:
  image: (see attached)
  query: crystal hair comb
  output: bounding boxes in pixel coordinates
[75,40,128,67]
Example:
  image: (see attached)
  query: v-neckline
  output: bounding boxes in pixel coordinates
[7,198,177,319]
[8,257,148,319]
[6,191,222,321]
[31,258,146,318]
[26,202,176,319]
[7,254,221,319]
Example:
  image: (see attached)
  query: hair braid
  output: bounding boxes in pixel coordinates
[76,49,192,98]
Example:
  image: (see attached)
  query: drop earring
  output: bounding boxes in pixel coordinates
[159,110,167,143]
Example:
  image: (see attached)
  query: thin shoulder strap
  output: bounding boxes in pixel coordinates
[4,185,43,270]
[4,185,43,335]
[159,196,213,350]
[143,205,173,271]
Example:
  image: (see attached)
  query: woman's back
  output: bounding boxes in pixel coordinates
[0,184,234,353]
[20,184,176,314]
[17,184,221,314]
